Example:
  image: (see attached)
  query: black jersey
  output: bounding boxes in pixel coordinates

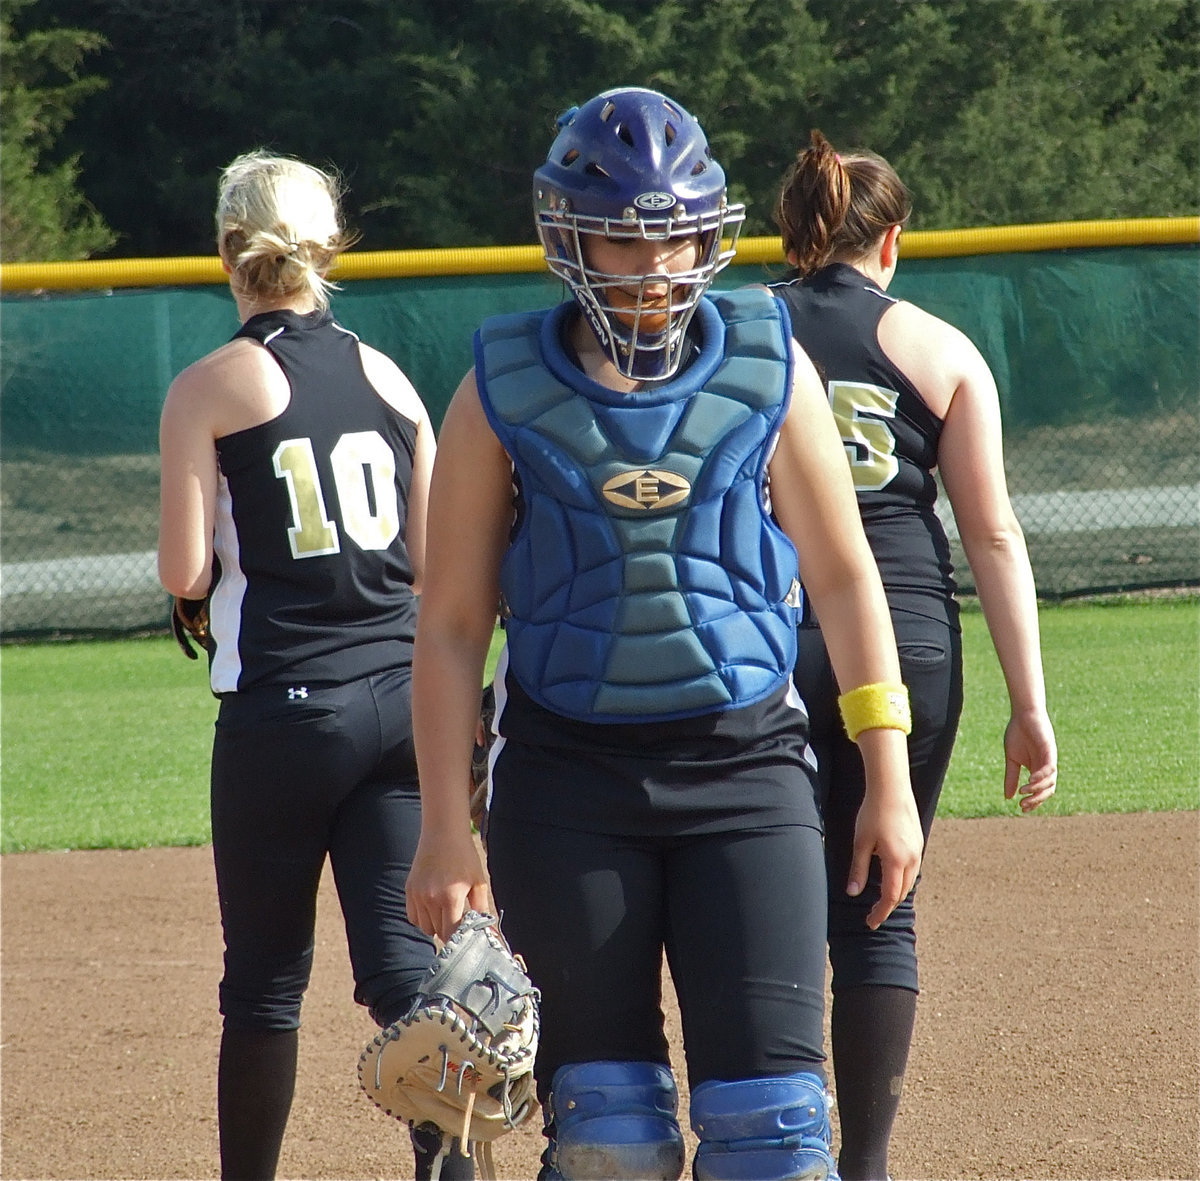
[208,308,420,692]
[772,264,958,624]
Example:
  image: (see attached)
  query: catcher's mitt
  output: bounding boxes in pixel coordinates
[359,911,539,1175]
[469,684,496,831]
[171,595,211,660]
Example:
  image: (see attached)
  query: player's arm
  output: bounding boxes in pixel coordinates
[359,343,437,593]
[407,369,512,942]
[405,409,436,596]
[770,342,923,927]
[157,361,220,600]
[937,333,1057,810]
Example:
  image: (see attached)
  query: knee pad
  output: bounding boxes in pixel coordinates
[690,1072,837,1181]
[544,1060,685,1180]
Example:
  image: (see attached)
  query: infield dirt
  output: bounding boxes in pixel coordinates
[2,811,1196,1180]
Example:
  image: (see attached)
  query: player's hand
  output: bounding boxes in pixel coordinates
[848,776,923,930]
[1003,709,1058,811]
[406,824,491,943]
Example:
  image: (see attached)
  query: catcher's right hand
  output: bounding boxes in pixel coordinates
[171,596,212,660]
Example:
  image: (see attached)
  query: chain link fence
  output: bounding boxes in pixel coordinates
[939,409,1198,598]
[2,233,1197,638]
[3,413,1194,638]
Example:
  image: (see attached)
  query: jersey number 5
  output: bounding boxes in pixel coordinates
[828,381,900,492]
[272,431,401,558]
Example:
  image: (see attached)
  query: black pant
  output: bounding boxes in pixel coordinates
[486,816,830,1097]
[793,607,963,994]
[211,666,435,1031]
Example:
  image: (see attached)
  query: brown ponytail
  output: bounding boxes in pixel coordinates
[774,130,912,277]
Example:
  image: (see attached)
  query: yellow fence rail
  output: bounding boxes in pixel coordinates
[3,217,1197,293]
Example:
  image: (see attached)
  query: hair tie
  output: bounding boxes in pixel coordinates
[834,153,843,164]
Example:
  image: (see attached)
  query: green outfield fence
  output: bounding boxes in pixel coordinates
[1,219,1197,637]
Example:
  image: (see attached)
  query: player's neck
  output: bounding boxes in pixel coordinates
[234,292,320,323]
[570,315,643,394]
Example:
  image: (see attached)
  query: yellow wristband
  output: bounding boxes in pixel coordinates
[837,682,912,742]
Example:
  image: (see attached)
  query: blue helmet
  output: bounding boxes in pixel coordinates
[534,87,745,379]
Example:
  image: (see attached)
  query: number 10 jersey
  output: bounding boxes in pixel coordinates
[208,308,420,693]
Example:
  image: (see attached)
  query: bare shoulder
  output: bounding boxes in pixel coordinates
[445,367,492,436]
[878,299,990,415]
[787,336,825,402]
[357,341,430,425]
[888,297,979,362]
[441,366,512,464]
[169,338,255,394]
[165,338,282,422]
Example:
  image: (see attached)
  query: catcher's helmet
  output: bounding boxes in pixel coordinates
[534,87,745,379]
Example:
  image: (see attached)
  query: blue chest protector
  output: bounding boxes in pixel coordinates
[475,288,801,723]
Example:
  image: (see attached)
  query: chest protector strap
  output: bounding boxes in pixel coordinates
[476,288,800,723]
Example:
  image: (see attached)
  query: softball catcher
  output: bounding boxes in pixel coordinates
[405,87,925,1181]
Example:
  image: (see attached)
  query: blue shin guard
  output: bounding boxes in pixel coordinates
[542,1060,685,1180]
[690,1072,838,1181]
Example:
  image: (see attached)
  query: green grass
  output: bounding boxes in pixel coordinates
[944,595,1198,816]
[2,636,215,851]
[2,598,1196,852]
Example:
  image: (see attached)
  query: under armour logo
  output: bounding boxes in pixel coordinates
[287,687,309,700]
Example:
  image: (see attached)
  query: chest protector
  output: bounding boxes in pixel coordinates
[475,289,801,723]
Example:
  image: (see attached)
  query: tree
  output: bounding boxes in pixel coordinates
[0,0,115,261]
[805,0,1200,227]
[29,0,1200,257]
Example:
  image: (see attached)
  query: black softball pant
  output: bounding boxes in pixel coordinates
[210,666,435,1032]
[793,606,964,994]
[485,816,830,1098]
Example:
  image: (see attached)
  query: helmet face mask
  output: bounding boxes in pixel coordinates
[534,88,746,380]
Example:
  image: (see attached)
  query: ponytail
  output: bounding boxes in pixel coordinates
[774,130,911,278]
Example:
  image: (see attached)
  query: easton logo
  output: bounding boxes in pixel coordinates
[601,469,691,511]
[633,191,676,211]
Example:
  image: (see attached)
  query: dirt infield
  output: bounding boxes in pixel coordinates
[3,811,1197,1181]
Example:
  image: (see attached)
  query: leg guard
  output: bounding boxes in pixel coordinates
[543,1060,685,1181]
[690,1072,838,1181]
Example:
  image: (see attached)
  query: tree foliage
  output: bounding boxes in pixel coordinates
[9,0,1199,261]
[0,0,115,261]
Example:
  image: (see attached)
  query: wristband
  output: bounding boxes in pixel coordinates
[837,681,912,742]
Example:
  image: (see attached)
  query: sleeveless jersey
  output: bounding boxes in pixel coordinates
[475,289,802,724]
[207,308,420,693]
[772,264,958,625]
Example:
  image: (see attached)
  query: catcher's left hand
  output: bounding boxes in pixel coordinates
[359,911,539,1168]
[171,596,212,660]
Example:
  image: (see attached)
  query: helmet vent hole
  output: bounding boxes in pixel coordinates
[562,149,580,166]
[600,101,616,122]
[664,122,677,146]
[616,122,636,147]
[585,162,611,179]
[690,160,707,176]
